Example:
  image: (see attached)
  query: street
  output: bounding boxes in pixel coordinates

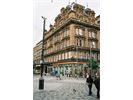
[33,74,99,100]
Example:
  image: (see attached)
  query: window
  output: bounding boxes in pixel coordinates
[62,53,64,60]
[56,55,58,61]
[51,56,52,62]
[54,56,55,62]
[60,20,62,25]
[76,28,78,34]
[64,31,66,37]
[75,51,77,58]
[80,40,82,46]
[98,54,100,60]
[93,53,95,60]
[67,40,69,46]
[79,17,80,21]
[61,34,62,39]
[58,35,59,40]
[69,52,71,58]
[64,41,66,47]
[65,52,67,59]
[93,42,96,48]
[61,43,62,49]
[89,31,91,37]
[84,52,87,59]
[91,21,92,25]
[79,29,82,35]
[67,30,69,36]
[77,39,78,46]
[59,54,60,60]
[90,41,92,48]
[56,45,57,50]
[79,52,82,59]
[48,42,49,47]
[92,32,95,38]
[56,36,57,42]
[58,44,59,50]
[88,52,90,59]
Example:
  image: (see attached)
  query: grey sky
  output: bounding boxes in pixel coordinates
[33,0,100,47]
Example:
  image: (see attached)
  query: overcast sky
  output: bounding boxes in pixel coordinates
[33,0,100,47]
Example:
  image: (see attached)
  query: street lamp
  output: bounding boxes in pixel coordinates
[39,16,46,90]
[74,38,79,77]
[90,40,92,76]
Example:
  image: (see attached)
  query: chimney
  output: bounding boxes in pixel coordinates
[49,24,53,29]
[61,7,65,13]
[45,29,47,33]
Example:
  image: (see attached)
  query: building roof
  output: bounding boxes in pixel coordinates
[96,15,100,18]
[36,40,43,45]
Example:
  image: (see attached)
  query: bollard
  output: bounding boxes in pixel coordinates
[39,77,44,89]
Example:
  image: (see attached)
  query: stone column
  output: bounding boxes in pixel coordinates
[58,66,59,73]
[43,65,45,73]
[87,67,90,74]
[63,65,65,76]
[72,64,75,77]
[93,69,95,76]
[97,67,99,74]
[47,66,48,73]
[77,64,79,76]
[82,66,84,77]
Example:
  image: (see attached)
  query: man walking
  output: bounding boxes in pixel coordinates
[86,74,93,96]
[95,75,100,99]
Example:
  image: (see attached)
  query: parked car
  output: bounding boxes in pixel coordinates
[35,70,40,74]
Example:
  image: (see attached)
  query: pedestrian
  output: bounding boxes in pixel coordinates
[86,74,93,96]
[67,71,68,77]
[95,75,100,99]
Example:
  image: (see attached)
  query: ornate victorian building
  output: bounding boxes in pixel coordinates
[33,2,100,76]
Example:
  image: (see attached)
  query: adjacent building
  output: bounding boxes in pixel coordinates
[33,40,42,73]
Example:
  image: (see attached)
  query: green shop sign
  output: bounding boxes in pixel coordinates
[59,65,63,68]
[65,64,72,67]
[53,65,57,68]
[79,64,83,67]
[74,64,83,67]
[74,64,78,67]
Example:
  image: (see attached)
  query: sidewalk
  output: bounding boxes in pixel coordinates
[33,75,99,100]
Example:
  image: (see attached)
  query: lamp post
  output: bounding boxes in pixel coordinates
[74,38,79,77]
[39,16,46,90]
[90,40,92,76]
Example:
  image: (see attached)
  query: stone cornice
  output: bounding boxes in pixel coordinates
[74,34,86,40]
[88,37,98,41]
[61,35,70,41]
[43,45,100,57]
[44,17,100,41]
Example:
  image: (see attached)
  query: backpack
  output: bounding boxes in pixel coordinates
[87,78,92,86]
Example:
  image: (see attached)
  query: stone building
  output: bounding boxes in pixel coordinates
[33,40,42,73]
[33,2,100,77]
[33,45,37,67]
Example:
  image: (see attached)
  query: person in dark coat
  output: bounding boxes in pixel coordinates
[86,75,93,96]
[95,76,100,99]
